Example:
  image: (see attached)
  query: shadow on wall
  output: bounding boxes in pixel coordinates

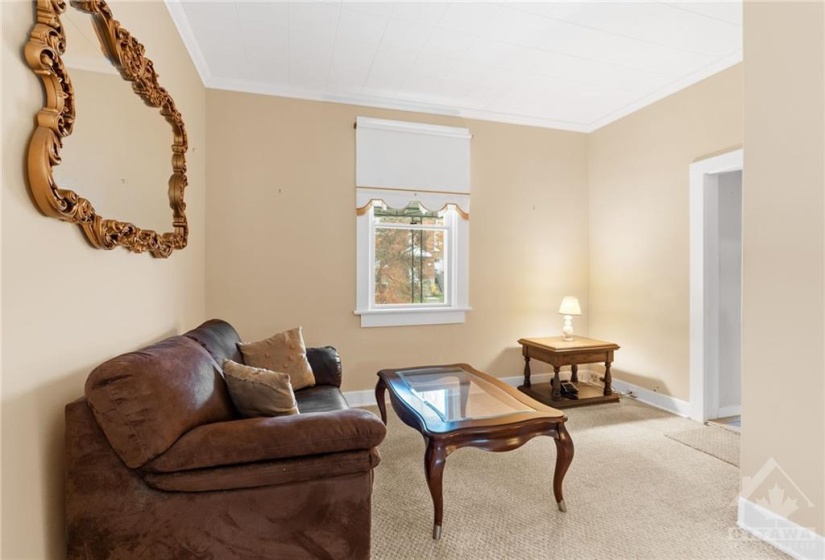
[2,327,178,559]
[486,345,542,379]
[590,365,679,398]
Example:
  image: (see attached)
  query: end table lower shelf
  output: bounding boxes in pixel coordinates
[518,381,620,409]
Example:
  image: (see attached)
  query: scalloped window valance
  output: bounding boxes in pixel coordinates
[355,117,471,219]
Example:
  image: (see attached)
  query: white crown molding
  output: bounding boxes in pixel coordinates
[204,75,593,133]
[587,49,743,132]
[738,497,825,560]
[164,0,211,85]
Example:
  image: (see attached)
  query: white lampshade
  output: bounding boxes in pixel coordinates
[558,296,581,316]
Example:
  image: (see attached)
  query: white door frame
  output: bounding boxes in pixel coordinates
[689,148,743,422]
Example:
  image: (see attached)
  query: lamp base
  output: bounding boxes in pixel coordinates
[561,315,574,341]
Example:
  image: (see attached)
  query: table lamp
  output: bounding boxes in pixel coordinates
[558,296,581,341]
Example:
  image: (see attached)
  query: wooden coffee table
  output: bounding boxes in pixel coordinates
[375,364,573,540]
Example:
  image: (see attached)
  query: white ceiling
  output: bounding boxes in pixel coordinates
[163,1,741,132]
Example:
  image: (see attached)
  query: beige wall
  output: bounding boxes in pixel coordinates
[587,65,743,400]
[205,92,590,392]
[1,2,207,557]
[740,1,825,535]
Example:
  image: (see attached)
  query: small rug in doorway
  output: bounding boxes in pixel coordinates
[665,424,740,467]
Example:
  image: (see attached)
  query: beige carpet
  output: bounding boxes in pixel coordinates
[368,399,787,560]
[665,425,741,467]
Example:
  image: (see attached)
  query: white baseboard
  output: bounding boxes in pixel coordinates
[610,378,692,417]
[717,405,742,418]
[738,497,825,559]
[344,388,378,408]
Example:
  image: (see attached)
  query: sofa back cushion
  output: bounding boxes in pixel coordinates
[183,319,244,366]
[85,336,235,468]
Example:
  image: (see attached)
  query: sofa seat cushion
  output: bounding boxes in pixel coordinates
[143,448,381,492]
[295,385,349,413]
[85,336,235,469]
[143,408,386,473]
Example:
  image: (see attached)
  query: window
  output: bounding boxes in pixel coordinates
[373,202,447,306]
[356,199,469,327]
[354,117,471,327]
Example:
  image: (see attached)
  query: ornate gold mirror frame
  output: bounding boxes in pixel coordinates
[24,0,188,258]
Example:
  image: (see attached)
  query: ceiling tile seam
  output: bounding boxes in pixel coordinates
[441,44,489,106]
[163,0,212,85]
[503,4,731,59]
[322,3,344,90]
[397,44,427,93]
[287,1,291,85]
[394,6,464,93]
[654,1,743,27]
[586,49,743,131]
[230,1,254,82]
[460,26,679,80]
[431,3,450,29]
[355,13,394,95]
[487,64,664,98]
[481,72,529,112]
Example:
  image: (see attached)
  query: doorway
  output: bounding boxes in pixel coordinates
[689,149,743,426]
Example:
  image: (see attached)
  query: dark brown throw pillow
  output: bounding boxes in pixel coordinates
[222,360,299,417]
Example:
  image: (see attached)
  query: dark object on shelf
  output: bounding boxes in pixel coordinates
[560,381,579,399]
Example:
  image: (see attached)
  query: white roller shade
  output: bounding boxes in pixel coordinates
[355,117,471,194]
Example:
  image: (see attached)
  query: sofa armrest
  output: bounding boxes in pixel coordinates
[143,408,386,473]
[306,346,342,387]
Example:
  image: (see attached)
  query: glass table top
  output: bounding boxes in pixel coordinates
[395,366,535,426]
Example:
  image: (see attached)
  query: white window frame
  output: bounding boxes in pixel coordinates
[356,202,469,328]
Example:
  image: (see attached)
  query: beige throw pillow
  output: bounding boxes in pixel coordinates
[238,327,316,390]
[222,360,298,417]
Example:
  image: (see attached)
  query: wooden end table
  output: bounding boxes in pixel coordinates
[518,336,620,409]
[375,364,572,540]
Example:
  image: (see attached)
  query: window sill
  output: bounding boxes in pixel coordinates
[354,307,470,328]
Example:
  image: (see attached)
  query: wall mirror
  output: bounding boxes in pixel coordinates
[25,0,189,258]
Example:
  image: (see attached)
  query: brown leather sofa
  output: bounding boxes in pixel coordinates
[65,319,386,559]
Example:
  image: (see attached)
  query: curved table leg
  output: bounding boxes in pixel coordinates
[553,423,574,512]
[375,378,388,424]
[424,438,447,540]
